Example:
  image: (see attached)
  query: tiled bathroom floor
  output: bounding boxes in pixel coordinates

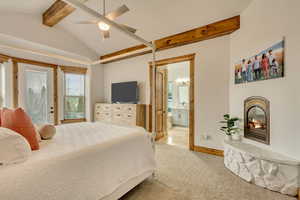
[158,127,189,149]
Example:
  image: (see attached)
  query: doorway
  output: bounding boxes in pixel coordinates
[149,54,195,150]
[18,64,55,124]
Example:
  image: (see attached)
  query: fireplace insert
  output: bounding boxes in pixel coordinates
[244,96,270,145]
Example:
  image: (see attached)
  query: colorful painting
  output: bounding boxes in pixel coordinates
[234,40,284,84]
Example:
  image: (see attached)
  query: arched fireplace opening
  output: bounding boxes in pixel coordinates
[244,97,270,145]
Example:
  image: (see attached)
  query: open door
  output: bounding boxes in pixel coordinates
[155,68,168,140]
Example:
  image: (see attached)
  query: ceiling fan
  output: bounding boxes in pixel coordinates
[75,0,137,39]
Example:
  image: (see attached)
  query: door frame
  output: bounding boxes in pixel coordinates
[149,53,195,150]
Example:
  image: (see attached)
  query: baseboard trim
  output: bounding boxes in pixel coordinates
[194,146,224,157]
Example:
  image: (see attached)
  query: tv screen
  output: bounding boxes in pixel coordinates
[111,81,139,104]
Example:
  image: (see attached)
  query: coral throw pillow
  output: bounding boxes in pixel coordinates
[1,108,40,150]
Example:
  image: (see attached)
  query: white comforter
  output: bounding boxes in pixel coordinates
[0,122,156,200]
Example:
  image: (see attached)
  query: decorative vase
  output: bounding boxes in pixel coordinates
[232,133,241,141]
[225,135,232,142]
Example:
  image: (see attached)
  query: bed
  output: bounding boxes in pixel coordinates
[0,122,156,200]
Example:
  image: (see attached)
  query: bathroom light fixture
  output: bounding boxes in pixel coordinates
[176,78,190,84]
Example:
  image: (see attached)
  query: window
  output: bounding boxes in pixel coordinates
[64,73,85,120]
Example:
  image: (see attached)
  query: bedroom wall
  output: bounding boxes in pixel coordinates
[89,64,105,121]
[103,36,230,150]
[229,0,300,159]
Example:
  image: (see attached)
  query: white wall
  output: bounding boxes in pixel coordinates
[103,36,230,150]
[89,64,105,121]
[229,0,300,159]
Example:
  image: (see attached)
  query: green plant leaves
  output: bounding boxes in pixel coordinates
[219,114,241,136]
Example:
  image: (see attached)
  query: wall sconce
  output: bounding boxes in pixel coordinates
[176,78,190,85]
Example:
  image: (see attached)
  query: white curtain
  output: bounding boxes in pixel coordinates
[0,60,13,108]
[0,63,4,107]
[25,70,48,124]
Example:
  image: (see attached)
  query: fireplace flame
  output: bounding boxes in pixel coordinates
[249,119,264,129]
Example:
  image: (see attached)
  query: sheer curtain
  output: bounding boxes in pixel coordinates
[0,63,4,107]
[0,60,13,108]
[25,70,48,124]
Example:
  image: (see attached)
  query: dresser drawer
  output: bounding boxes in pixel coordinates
[95,104,102,111]
[122,105,136,113]
[97,104,111,112]
[94,103,145,127]
[124,117,136,126]
[124,112,136,121]
[112,112,123,120]
[112,104,123,112]
[95,112,112,122]
[111,112,125,125]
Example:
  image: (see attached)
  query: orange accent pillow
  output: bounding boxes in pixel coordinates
[1,108,39,150]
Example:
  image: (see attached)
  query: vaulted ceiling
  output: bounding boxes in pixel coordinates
[0,0,252,58]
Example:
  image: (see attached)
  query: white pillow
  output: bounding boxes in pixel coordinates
[0,127,32,166]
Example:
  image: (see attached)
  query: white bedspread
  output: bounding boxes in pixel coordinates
[0,122,156,200]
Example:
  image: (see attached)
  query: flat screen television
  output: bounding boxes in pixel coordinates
[111,81,139,104]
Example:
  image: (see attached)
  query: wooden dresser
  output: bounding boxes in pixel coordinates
[94,103,146,128]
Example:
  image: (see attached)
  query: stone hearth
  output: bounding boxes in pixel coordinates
[224,141,300,196]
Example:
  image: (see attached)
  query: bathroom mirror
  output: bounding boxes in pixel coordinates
[178,85,189,106]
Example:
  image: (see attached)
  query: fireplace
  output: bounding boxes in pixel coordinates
[244,96,270,145]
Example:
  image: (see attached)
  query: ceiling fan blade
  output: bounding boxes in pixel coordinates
[75,20,98,24]
[119,24,137,33]
[101,30,110,39]
[106,5,129,20]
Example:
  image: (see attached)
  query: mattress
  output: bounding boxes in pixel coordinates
[0,122,156,200]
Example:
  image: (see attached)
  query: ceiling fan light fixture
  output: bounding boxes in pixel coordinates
[98,22,110,31]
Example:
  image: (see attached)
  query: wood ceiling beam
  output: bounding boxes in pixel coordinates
[43,0,87,27]
[0,54,9,63]
[100,15,240,64]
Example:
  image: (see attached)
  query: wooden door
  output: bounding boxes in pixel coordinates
[155,68,168,140]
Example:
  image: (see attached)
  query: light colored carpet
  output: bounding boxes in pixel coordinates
[121,144,296,200]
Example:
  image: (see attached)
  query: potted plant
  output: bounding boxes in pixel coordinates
[220,114,240,141]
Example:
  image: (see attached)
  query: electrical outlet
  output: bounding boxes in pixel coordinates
[202,133,210,140]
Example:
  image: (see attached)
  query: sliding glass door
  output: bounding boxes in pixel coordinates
[19,64,54,124]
